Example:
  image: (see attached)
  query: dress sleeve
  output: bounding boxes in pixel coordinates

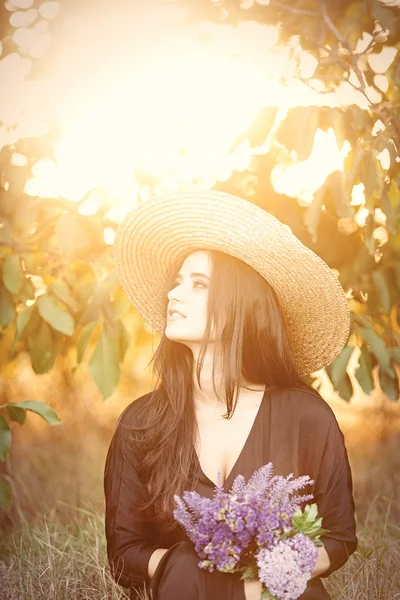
[104,405,161,590]
[312,415,358,578]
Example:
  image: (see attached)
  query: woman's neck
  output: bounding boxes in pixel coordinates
[192,368,265,410]
[190,345,265,409]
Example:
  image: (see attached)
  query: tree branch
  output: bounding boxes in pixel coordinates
[356,36,376,58]
[270,1,320,17]
[320,2,376,108]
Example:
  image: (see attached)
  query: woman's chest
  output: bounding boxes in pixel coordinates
[194,401,263,487]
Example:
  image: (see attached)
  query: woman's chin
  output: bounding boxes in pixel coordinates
[165,324,184,339]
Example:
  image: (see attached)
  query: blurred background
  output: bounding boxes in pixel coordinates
[0,0,400,598]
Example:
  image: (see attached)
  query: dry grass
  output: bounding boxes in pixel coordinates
[0,488,399,600]
[0,366,399,599]
[0,438,399,600]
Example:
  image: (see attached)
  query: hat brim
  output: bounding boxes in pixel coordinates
[113,190,350,377]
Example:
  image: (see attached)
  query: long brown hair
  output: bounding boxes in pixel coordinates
[126,249,304,532]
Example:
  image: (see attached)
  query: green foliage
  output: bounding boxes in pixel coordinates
[3,254,24,295]
[0,399,61,511]
[1,0,399,406]
[0,479,12,512]
[77,321,98,364]
[88,325,124,398]
[378,368,399,402]
[0,0,398,407]
[355,345,375,395]
[325,345,355,401]
[0,415,11,462]
[173,0,400,402]
[276,107,320,161]
[0,282,16,327]
[37,295,75,336]
[6,400,61,426]
[357,326,395,377]
[28,320,61,374]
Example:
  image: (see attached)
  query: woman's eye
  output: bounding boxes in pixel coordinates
[173,280,206,288]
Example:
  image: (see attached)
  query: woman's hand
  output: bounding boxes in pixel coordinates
[244,578,263,600]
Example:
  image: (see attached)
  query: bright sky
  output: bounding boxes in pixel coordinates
[1,0,397,224]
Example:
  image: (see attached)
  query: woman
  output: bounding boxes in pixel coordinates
[104,190,358,600]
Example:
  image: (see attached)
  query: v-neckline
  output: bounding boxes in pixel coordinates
[194,386,268,491]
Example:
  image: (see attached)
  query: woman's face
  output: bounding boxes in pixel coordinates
[165,250,215,345]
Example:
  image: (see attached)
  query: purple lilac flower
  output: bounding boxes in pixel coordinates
[173,462,318,578]
[256,534,319,600]
[174,487,261,572]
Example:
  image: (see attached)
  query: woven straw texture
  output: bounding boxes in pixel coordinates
[113,190,350,377]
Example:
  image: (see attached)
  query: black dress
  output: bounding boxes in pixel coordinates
[104,385,358,600]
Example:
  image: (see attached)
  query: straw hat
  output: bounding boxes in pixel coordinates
[113,190,350,377]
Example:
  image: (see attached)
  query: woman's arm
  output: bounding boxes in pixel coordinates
[147,548,169,580]
[244,579,263,600]
[310,546,331,579]
[104,401,161,590]
[312,417,358,578]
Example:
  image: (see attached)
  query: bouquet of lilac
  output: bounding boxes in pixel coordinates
[173,463,329,600]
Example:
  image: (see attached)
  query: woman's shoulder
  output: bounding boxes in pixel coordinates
[115,390,155,430]
[271,382,339,429]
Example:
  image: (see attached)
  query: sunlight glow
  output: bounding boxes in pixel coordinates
[25,51,280,205]
[270,128,351,203]
[351,183,366,206]
[2,2,375,214]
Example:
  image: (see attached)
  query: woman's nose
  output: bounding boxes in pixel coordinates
[167,287,183,302]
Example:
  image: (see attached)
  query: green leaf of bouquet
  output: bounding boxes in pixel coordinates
[318,527,331,536]
[238,566,259,580]
[292,511,307,526]
[304,521,329,536]
[305,524,322,535]
[261,587,278,600]
[0,479,12,512]
[292,517,305,530]
[305,503,318,522]
[314,517,323,527]
[314,533,330,547]
[6,401,61,425]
